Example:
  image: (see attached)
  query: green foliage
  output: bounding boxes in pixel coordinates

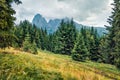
[72,27,101,62]
[0,53,63,80]
[105,0,120,68]
[39,28,49,50]
[98,36,108,63]
[30,41,38,54]
[13,20,51,54]
[13,20,102,63]
[23,33,31,51]
[72,34,89,61]
[0,32,15,48]
[54,19,77,55]
[1,49,120,80]
[115,58,120,68]
[89,27,101,61]
[0,0,21,48]
[23,33,38,54]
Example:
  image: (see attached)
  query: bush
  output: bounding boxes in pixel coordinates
[29,45,38,54]
[115,58,120,69]
[23,43,38,54]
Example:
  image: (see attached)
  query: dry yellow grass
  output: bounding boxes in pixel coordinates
[0,48,120,80]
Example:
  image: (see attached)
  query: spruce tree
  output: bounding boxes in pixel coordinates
[55,19,76,55]
[23,33,31,52]
[107,0,120,68]
[80,27,101,61]
[23,33,38,54]
[72,33,89,61]
[30,40,38,54]
[35,29,41,48]
[99,36,108,63]
[0,0,21,48]
[113,0,120,68]
[89,27,101,61]
[40,28,47,50]
[14,20,32,47]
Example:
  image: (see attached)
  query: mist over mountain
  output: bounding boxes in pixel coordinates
[32,14,107,35]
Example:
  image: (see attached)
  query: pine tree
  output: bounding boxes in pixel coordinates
[89,27,101,61]
[107,0,120,68]
[55,19,76,55]
[113,0,120,68]
[35,29,41,48]
[47,34,54,52]
[80,27,101,61]
[30,40,38,54]
[40,28,47,50]
[80,27,90,53]
[11,26,19,48]
[0,0,21,48]
[23,33,38,54]
[23,33,31,52]
[72,33,89,61]
[51,32,58,52]
[14,20,32,47]
[99,36,109,63]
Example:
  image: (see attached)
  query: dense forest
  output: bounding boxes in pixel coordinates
[0,0,120,70]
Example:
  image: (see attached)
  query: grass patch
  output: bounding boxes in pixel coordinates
[0,48,120,80]
[0,52,63,80]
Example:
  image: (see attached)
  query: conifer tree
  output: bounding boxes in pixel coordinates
[23,33,38,54]
[107,0,120,68]
[40,28,47,50]
[72,33,89,61]
[99,36,108,63]
[55,19,76,55]
[30,40,38,54]
[23,33,31,52]
[89,27,101,61]
[14,20,32,47]
[35,29,41,48]
[80,27,101,61]
[0,0,21,48]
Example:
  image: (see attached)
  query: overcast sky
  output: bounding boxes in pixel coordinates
[12,0,113,27]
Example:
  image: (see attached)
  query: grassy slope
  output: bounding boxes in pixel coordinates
[0,48,120,80]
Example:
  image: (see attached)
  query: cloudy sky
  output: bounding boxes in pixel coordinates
[12,0,113,27]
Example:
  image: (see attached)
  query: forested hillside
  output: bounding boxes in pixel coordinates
[0,0,120,80]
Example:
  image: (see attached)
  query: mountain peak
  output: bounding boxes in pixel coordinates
[32,14,47,29]
[34,14,42,18]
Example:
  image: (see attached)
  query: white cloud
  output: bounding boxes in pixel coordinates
[12,0,113,27]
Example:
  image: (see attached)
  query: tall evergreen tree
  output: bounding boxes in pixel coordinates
[89,27,101,61]
[72,33,89,61]
[23,32,38,54]
[0,0,21,48]
[55,19,76,55]
[40,28,48,50]
[79,27,101,61]
[106,0,120,68]
[14,20,32,47]
[23,33,31,52]
[99,36,108,63]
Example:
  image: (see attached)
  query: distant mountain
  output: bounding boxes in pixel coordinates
[47,19,61,34]
[32,14,48,29]
[32,14,107,35]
